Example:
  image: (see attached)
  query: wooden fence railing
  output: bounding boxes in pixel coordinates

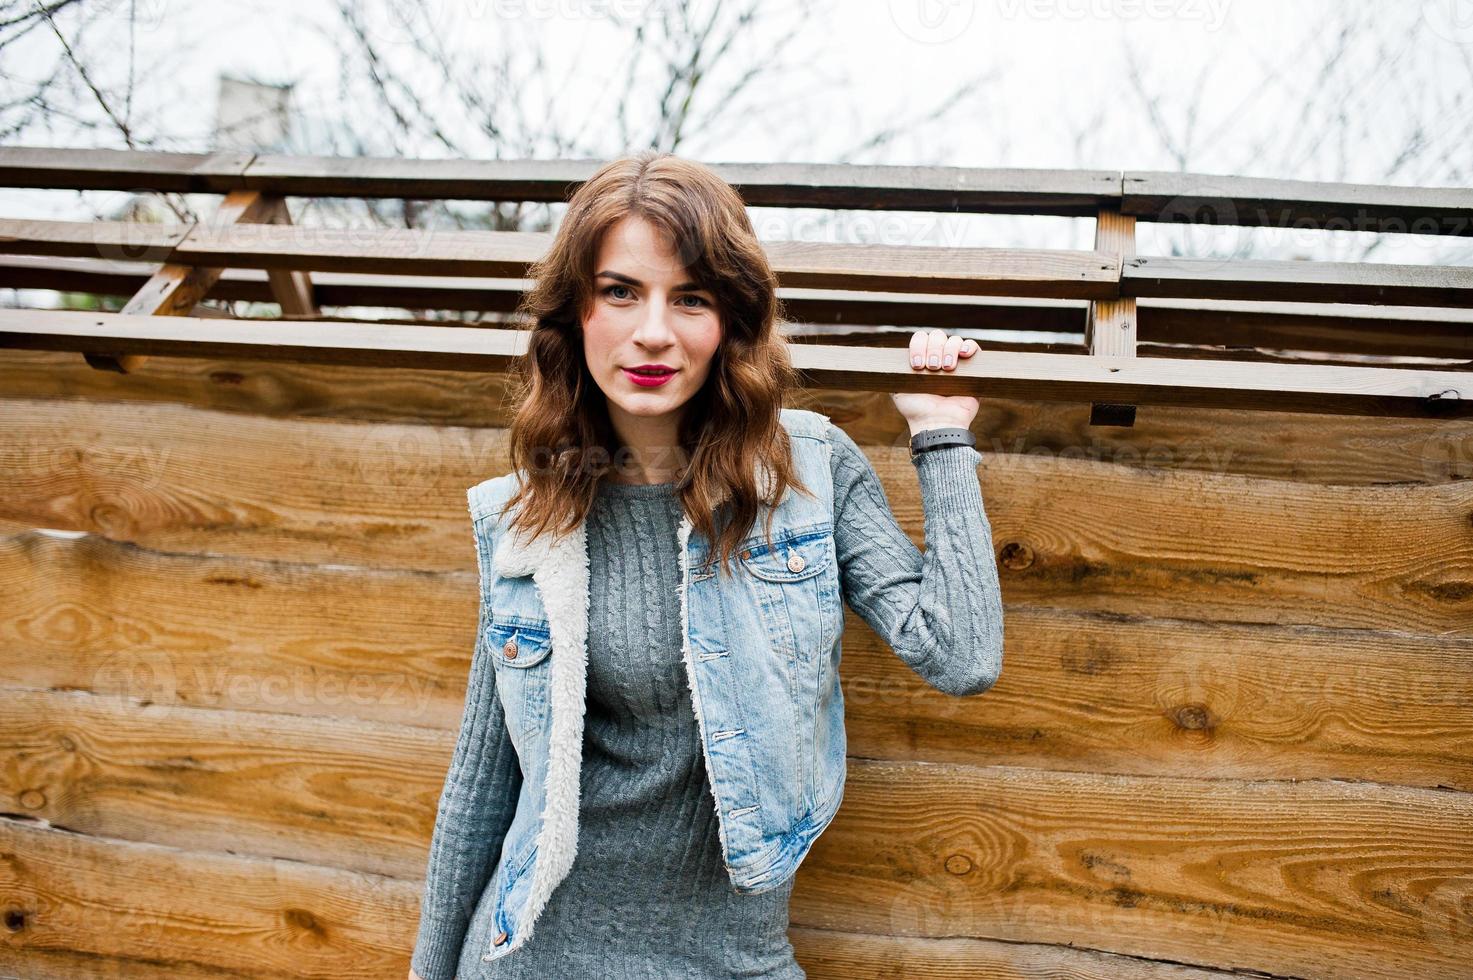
[1,145,1471,422]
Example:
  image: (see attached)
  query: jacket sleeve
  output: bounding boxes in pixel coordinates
[410,520,523,980]
[827,422,1004,697]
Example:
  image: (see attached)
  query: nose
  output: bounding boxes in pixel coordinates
[632,294,677,347]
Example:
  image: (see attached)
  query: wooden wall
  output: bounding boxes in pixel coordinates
[2,346,1470,979]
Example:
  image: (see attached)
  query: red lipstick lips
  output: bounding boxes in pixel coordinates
[622,364,677,388]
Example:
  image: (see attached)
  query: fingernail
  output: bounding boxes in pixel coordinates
[911,355,922,368]
[928,355,940,368]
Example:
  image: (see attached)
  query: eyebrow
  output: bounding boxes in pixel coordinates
[596,270,708,293]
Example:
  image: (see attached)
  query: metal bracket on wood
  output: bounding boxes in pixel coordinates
[1086,205,1138,426]
[84,190,318,373]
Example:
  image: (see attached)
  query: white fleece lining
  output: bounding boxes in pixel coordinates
[676,512,736,871]
[485,517,590,960]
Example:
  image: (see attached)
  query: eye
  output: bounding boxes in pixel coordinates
[676,294,710,308]
[602,284,633,301]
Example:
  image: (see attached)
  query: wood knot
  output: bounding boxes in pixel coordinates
[1171,703,1213,731]
[999,542,1034,570]
[3,909,25,932]
[944,854,973,876]
[283,908,320,932]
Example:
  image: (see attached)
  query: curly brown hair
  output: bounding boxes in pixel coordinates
[500,149,811,576]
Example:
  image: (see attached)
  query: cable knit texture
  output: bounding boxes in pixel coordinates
[411,424,1002,980]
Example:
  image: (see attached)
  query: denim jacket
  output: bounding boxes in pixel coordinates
[464,407,846,964]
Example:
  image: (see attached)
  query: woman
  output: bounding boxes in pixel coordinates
[410,151,1004,980]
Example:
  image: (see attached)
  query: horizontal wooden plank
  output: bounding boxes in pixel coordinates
[789,336,1473,418]
[9,254,1473,359]
[757,240,1118,297]
[1124,170,1473,238]
[0,685,453,879]
[0,217,1121,298]
[1123,255,1473,308]
[0,529,474,730]
[0,254,531,319]
[965,447,1473,635]
[0,146,1121,215]
[1,309,1468,418]
[0,397,504,572]
[3,922,1250,980]
[7,756,1468,978]
[19,217,1473,309]
[1135,295,1473,360]
[7,528,1469,791]
[0,816,418,979]
[793,760,1473,979]
[2,398,1471,633]
[0,945,259,980]
[0,218,191,264]
[842,606,1473,792]
[3,350,1470,486]
[0,346,529,433]
[786,926,1239,979]
[5,148,1470,236]
[0,814,1295,980]
[0,147,255,194]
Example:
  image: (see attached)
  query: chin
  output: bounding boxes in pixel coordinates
[627,397,686,415]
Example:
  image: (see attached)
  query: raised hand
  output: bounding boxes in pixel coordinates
[891,328,981,434]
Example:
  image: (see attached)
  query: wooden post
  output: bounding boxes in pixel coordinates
[85,191,317,373]
[1086,205,1138,426]
[255,196,318,318]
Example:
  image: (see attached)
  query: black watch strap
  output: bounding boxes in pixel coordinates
[909,426,976,457]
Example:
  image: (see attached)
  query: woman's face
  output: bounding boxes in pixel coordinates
[582,215,722,440]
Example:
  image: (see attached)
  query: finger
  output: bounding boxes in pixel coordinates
[941,334,963,370]
[925,329,946,369]
[908,330,927,369]
[958,338,979,357]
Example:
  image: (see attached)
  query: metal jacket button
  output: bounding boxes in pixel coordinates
[502,638,518,659]
[787,553,806,573]
[493,929,508,945]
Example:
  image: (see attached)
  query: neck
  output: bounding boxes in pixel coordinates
[607,404,684,485]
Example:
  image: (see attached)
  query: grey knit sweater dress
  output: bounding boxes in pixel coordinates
[411,424,1003,980]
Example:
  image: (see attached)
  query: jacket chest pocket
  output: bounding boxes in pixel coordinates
[487,574,553,737]
[738,525,841,663]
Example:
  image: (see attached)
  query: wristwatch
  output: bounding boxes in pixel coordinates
[909,426,976,461]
